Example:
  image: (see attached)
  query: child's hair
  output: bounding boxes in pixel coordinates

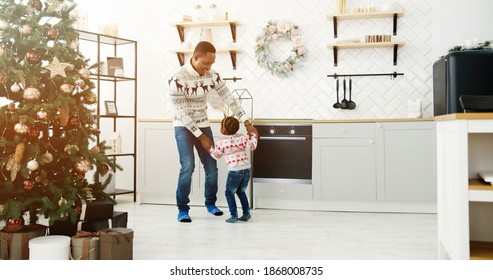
[221,116,239,135]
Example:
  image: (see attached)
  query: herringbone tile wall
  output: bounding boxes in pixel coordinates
[151,0,435,120]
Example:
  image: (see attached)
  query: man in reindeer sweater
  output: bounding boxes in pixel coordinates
[168,41,257,222]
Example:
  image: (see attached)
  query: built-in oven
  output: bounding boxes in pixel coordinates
[252,124,312,184]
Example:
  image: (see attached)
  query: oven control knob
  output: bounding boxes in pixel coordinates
[289,129,296,135]
[269,128,276,135]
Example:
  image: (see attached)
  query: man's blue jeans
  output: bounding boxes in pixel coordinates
[225,169,251,218]
[174,126,218,211]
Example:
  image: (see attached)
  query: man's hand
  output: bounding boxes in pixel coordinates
[198,134,214,151]
[245,121,258,137]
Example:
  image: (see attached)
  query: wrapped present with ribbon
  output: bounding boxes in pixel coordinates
[80,199,114,221]
[77,211,128,232]
[71,231,100,260]
[0,224,47,260]
[99,227,133,260]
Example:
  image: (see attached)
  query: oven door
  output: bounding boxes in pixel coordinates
[252,135,312,184]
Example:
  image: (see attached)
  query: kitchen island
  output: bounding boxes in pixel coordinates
[436,113,493,259]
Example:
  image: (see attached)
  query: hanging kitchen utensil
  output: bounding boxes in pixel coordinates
[333,78,341,109]
[347,76,356,110]
[340,76,348,109]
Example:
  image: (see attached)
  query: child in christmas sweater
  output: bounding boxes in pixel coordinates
[210,116,258,223]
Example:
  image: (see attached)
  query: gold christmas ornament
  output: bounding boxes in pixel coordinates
[90,145,101,153]
[60,83,74,93]
[32,0,43,11]
[78,68,90,79]
[58,197,67,207]
[23,87,41,101]
[19,24,33,36]
[40,152,54,164]
[26,49,42,64]
[75,159,92,173]
[83,91,97,104]
[46,28,59,40]
[0,20,9,30]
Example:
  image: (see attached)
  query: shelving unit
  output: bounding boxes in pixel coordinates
[326,10,405,66]
[436,113,493,260]
[170,20,240,69]
[76,30,137,202]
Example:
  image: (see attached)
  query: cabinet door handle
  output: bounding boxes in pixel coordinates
[377,124,383,128]
[341,128,347,133]
[369,140,375,145]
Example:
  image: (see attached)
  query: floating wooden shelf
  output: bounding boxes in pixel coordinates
[327,41,405,66]
[327,10,405,38]
[173,48,240,69]
[171,20,239,43]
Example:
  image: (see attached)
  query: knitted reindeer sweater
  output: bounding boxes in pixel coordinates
[168,61,248,137]
[210,133,258,171]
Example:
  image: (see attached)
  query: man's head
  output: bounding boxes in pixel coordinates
[191,41,216,76]
[221,116,239,135]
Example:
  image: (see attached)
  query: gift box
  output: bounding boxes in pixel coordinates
[49,219,77,237]
[0,224,47,260]
[71,231,100,260]
[77,211,128,232]
[80,199,114,221]
[99,228,133,260]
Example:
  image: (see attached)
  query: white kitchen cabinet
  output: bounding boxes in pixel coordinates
[312,121,436,213]
[137,121,235,207]
[313,123,376,201]
[436,114,493,260]
[375,121,436,202]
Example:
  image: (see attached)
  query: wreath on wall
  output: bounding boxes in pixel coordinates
[255,20,306,78]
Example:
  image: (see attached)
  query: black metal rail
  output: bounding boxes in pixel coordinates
[327,72,404,79]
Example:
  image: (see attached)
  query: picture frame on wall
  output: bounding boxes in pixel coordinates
[105,101,118,115]
[106,57,124,76]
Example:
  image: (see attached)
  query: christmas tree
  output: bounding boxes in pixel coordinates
[0,0,118,228]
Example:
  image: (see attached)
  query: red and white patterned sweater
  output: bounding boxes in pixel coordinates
[210,133,258,171]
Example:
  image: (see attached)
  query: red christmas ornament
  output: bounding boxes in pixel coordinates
[23,180,34,190]
[100,164,110,175]
[73,170,86,180]
[26,49,42,64]
[5,217,24,233]
[69,116,80,126]
[28,127,40,139]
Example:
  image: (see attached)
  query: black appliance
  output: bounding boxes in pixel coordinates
[433,50,493,116]
[252,124,312,184]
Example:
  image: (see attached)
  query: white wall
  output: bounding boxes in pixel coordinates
[76,0,493,120]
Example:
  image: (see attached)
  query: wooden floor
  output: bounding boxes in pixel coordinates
[113,195,438,260]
